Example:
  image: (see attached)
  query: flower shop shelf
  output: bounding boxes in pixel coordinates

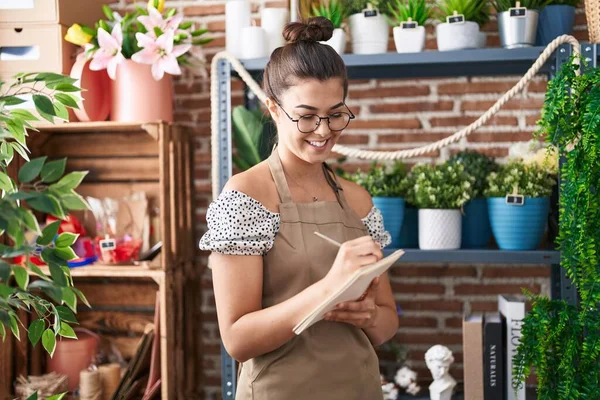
[386,248,560,264]
[30,264,166,281]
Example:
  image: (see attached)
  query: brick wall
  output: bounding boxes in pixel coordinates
[108,1,590,398]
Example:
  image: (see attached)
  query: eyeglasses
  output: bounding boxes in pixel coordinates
[275,101,355,134]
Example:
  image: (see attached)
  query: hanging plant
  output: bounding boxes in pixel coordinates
[512,59,600,398]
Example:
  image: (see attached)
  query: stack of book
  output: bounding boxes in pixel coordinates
[462,295,526,400]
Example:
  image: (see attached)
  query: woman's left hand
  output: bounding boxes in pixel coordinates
[323,277,380,329]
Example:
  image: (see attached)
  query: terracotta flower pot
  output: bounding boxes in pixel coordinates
[111,60,174,123]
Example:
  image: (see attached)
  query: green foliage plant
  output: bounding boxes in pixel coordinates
[232,106,275,171]
[347,0,390,15]
[0,72,90,356]
[492,0,549,12]
[342,161,409,197]
[512,59,600,399]
[545,0,580,6]
[309,0,351,28]
[412,162,475,209]
[436,0,491,26]
[484,162,555,198]
[386,0,433,26]
[448,150,499,198]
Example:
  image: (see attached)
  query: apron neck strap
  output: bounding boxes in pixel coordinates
[268,149,294,204]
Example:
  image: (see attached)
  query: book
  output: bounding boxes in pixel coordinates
[463,312,484,400]
[484,312,504,400]
[293,248,405,335]
[498,295,526,400]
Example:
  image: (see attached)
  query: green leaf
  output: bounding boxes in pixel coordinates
[55,232,79,248]
[192,38,213,46]
[0,322,5,342]
[9,313,20,341]
[191,28,208,37]
[179,21,193,30]
[9,109,38,122]
[167,8,177,17]
[18,156,46,183]
[61,191,90,210]
[56,305,77,324]
[42,328,56,357]
[55,93,79,109]
[10,142,30,162]
[61,287,77,312]
[72,287,91,308]
[37,220,62,246]
[49,171,88,194]
[26,261,51,281]
[53,83,80,93]
[41,158,66,183]
[0,261,10,281]
[1,96,26,106]
[41,248,67,268]
[0,171,13,192]
[49,263,68,287]
[102,4,114,20]
[6,119,26,145]
[53,102,69,121]
[0,142,14,165]
[7,218,24,247]
[28,193,64,218]
[55,247,78,261]
[12,265,29,290]
[7,192,39,201]
[58,322,77,339]
[21,209,41,235]
[232,106,263,169]
[28,318,45,346]
[29,280,62,303]
[32,94,55,117]
[47,393,67,400]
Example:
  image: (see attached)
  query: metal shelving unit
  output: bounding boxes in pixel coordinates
[215,44,599,398]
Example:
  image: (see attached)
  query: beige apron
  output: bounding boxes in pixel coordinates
[235,149,382,400]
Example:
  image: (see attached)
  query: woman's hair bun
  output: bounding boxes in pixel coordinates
[283,17,334,44]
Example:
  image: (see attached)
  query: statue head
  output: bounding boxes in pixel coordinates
[424,345,454,381]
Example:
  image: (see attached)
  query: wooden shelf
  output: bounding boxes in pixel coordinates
[31,121,168,133]
[29,264,165,280]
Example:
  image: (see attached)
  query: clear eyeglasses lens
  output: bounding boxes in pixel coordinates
[297,113,351,133]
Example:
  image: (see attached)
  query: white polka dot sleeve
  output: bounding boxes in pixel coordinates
[361,206,392,249]
[199,190,281,256]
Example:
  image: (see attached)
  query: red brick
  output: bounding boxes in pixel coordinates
[184,4,225,16]
[470,301,499,312]
[397,332,463,345]
[400,316,438,328]
[438,81,520,95]
[371,101,454,114]
[445,317,463,328]
[450,148,508,158]
[461,97,545,111]
[575,13,588,26]
[482,266,550,278]
[526,115,542,126]
[177,97,211,109]
[377,133,449,144]
[207,20,226,32]
[481,21,498,32]
[391,283,446,294]
[400,300,463,312]
[467,131,535,143]
[430,115,517,127]
[337,134,369,145]
[349,119,421,130]
[350,86,430,99]
[391,266,477,278]
[527,80,548,93]
[204,36,226,48]
[454,283,540,296]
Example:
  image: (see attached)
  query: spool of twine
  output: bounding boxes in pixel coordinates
[79,369,103,400]
[99,363,121,400]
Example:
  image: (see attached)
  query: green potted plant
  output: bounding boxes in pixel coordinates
[536,0,580,46]
[343,161,408,248]
[347,0,390,54]
[448,150,498,248]
[309,0,351,54]
[232,106,275,171]
[0,73,89,358]
[412,163,474,250]
[386,0,433,53]
[492,0,548,48]
[435,0,491,50]
[484,162,555,250]
[512,59,600,399]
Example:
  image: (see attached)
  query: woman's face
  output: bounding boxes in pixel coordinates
[268,77,348,165]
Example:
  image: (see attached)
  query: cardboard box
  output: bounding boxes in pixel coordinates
[0,24,78,75]
[0,0,105,27]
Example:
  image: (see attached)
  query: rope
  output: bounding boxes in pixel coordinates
[211,35,580,195]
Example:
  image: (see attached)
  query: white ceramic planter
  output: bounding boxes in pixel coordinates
[476,31,487,48]
[393,26,426,53]
[349,12,389,54]
[436,21,480,51]
[321,28,346,55]
[419,209,462,250]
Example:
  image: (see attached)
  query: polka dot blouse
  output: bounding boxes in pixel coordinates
[199,190,392,256]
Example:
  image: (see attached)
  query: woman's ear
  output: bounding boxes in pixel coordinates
[266,97,279,122]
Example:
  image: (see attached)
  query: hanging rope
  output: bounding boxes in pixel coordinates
[211,35,580,194]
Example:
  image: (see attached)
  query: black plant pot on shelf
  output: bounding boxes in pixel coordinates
[535,5,576,46]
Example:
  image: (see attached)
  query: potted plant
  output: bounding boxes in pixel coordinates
[513,59,600,399]
[64,1,212,122]
[232,106,275,171]
[492,0,547,48]
[397,168,419,248]
[343,161,408,248]
[435,0,491,51]
[348,0,390,54]
[386,0,433,53]
[535,0,580,46]
[484,162,555,250]
[310,0,350,54]
[412,163,475,250]
[448,150,498,249]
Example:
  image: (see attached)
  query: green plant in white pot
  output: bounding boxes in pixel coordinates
[386,0,433,53]
[412,163,475,250]
[435,0,491,50]
[310,0,351,54]
[348,0,390,54]
[492,0,548,48]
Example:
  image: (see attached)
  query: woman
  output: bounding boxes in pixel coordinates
[199,17,399,399]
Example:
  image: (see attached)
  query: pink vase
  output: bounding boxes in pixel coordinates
[110,59,174,123]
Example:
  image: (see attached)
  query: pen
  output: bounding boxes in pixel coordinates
[313,231,342,248]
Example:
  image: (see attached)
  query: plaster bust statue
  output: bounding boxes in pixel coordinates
[424,345,456,400]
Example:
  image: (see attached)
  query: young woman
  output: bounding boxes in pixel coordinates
[200,17,399,399]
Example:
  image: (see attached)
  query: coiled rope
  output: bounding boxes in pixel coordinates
[211,35,580,195]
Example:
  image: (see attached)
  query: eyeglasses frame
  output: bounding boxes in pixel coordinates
[273,99,356,134]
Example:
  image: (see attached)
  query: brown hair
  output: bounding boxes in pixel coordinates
[263,17,349,102]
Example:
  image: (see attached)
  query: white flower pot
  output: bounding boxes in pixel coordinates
[321,28,346,55]
[476,31,487,48]
[436,21,480,51]
[349,12,389,54]
[393,26,426,53]
[419,209,462,250]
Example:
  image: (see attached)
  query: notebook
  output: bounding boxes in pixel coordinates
[293,248,405,335]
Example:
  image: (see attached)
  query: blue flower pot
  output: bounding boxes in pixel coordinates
[487,197,550,250]
[398,206,419,248]
[372,197,405,248]
[462,198,492,249]
[535,5,575,46]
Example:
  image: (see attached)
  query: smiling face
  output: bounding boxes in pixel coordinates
[267,77,349,165]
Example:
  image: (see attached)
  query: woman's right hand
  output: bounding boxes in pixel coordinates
[323,235,383,290]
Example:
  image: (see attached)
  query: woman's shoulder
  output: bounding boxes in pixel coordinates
[223,161,279,213]
[336,175,373,219]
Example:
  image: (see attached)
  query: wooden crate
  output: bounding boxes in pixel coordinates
[1,122,197,399]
